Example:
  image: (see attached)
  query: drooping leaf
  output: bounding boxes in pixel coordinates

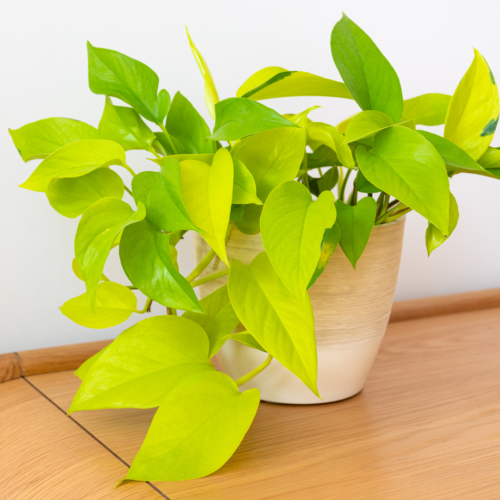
[208,98,297,142]
[444,49,499,160]
[223,331,267,352]
[335,198,377,269]
[46,168,124,218]
[60,281,136,329]
[75,198,146,312]
[180,149,234,265]
[355,169,381,194]
[232,159,262,205]
[356,126,450,233]
[228,252,319,397]
[308,223,341,288]
[307,122,354,168]
[19,140,127,192]
[186,28,220,119]
[403,94,451,126]
[425,193,459,256]
[87,42,170,124]
[330,14,403,122]
[261,181,336,299]
[98,97,156,151]
[119,220,203,313]
[182,285,239,357]
[126,369,259,482]
[166,92,215,154]
[132,158,199,232]
[344,110,395,144]
[9,117,100,162]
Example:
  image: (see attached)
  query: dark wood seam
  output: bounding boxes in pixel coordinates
[14,352,25,377]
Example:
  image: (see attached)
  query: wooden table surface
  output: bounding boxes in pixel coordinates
[1,307,500,499]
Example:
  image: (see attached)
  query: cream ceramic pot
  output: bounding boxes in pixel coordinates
[193,216,405,404]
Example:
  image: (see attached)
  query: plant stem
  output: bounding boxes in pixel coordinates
[158,122,179,155]
[386,207,412,222]
[338,166,344,199]
[135,298,153,314]
[147,147,162,159]
[339,168,352,202]
[167,307,178,316]
[124,185,133,196]
[375,201,406,225]
[190,268,229,288]
[318,167,323,177]
[186,249,216,283]
[235,354,273,387]
[123,164,137,177]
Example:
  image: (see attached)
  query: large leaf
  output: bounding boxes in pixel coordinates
[344,110,394,144]
[119,220,203,313]
[186,28,220,119]
[425,193,459,256]
[335,198,377,269]
[19,140,127,192]
[75,346,109,381]
[478,147,500,179]
[9,117,99,162]
[237,68,352,101]
[60,281,136,329]
[46,168,124,218]
[208,98,297,142]
[356,126,450,233]
[355,169,381,194]
[126,369,259,482]
[330,14,403,122]
[232,159,262,205]
[87,42,170,124]
[183,285,239,357]
[228,252,319,397]
[75,198,146,311]
[261,181,336,299]
[98,97,156,151]
[180,149,234,265]
[166,92,215,154]
[403,94,451,126]
[69,315,212,412]
[308,223,341,288]
[132,158,199,232]
[444,49,499,160]
[307,122,354,168]
[223,331,266,352]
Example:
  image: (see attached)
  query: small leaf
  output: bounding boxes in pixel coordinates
[307,145,341,169]
[477,147,500,178]
[9,117,99,162]
[183,285,239,357]
[308,223,341,288]
[285,106,321,128]
[307,122,354,168]
[232,160,262,205]
[46,168,124,218]
[355,170,381,194]
[426,193,459,256]
[344,110,395,144]
[228,252,319,397]
[308,167,339,197]
[335,198,377,269]
[223,331,267,352]
[19,140,127,193]
[403,94,451,126]
[119,220,203,313]
[75,198,146,312]
[261,181,336,299]
[180,149,233,265]
[60,281,136,329]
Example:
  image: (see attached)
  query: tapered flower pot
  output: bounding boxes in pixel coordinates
[193,216,406,404]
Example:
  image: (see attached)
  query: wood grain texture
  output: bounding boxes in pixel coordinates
[0,352,22,383]
[24,307,500,499]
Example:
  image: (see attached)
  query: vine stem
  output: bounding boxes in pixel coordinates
[158,122,179,155]
[386,207,412,223]
[339,168,352,202]
[123,164,137,177]
[134,298,153,314]
[186,249,216,283]
[338,166,344,199]
[375,201,406,225]
[190,268,229,288]
[235,354,273,387]
[147,147,162,159]
[124,185,133,196]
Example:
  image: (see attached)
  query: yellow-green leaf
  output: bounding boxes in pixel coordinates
[307,122,354,168]
[403,94,451,126]
[344,110,394,144]
[425,193,459,256]
[232,160,262,205]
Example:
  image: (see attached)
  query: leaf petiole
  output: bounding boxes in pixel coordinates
[134,298,153,314]
[158,122,179,155]
[190,268,229,288]
[186,248,216,282]
[122,163,137,177]
[235,353,273,387]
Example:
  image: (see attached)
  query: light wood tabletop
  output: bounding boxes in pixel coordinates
[1,304,500,499]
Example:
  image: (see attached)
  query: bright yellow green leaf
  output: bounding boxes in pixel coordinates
[425,193,459,256]
[307,122,354,168]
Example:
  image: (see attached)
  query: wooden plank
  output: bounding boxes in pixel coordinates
[0,378,164,499]
[28,307,500,499]
[0,352,22,383]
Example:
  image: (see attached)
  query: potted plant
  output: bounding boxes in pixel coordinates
[9,14,499,484]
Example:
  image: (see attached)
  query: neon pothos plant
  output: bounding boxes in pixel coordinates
[9,14,499,483]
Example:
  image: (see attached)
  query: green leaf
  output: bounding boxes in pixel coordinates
[132,158,199,232]
[46,168,124,218]
[330,14,403,122]
[223,331,266,352]
[208,98,297,142]
[356,126,450,233]
[477,147,500,178]
[344,110,395,144]
[72,257,109,282]
[261,181,336,299]
[335,198,377,269]
[307,145,341,170]
[87,42,169,124]
[98,97,156,151]
[307,122,354,168]
[180,149,234,265]
[308,223,341,288]
[230,204,244,222]
[308,167,339,197]
[186,28,220,120]
[75,346,109,381]
[60,281,136,329]
[153,132,184,156]
[119,220,203,313]
[355,170,381,194]
[19,140,127,193]
[232,159,262,205]
[284,106,321,128]
[425,193,459,256]
[75,198,146,312]
[9,118,100,162]
[403,94,451,126]
[182,285,239,357]
[237,68,352,101]
[126,369,259,482]
[69,315,212,412]
[228,252,319,397]
[444,49,499,160]
[417,131,486,173]
[166,92,215,154]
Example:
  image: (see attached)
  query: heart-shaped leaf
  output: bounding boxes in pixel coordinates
[308,167,339,197]
[232,159,262,205]
[403,94,451,126]
[355,170,381,194]
[308,223,341,288]
[307,122,354,168]
[425,193,459,256]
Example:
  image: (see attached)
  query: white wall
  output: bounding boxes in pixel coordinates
[1,0,499,353]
